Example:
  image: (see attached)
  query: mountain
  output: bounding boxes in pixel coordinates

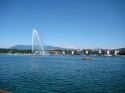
[10,45,66,50]
[10,45,32,50]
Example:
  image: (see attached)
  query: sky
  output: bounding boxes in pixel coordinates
[0,0,125,49]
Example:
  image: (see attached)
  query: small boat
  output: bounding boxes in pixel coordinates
[81,57,95,60]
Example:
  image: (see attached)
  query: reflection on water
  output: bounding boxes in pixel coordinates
[0,55,125,93]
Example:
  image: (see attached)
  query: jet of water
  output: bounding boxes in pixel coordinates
[32,29,45,55]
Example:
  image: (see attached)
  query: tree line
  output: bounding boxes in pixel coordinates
[0,48,125,55]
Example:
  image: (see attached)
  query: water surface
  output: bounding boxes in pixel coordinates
[0,55,125,93]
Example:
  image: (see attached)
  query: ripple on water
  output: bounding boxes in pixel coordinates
[0,55,125,93]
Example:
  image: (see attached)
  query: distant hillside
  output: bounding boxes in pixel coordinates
[10,45,32,50]
[119,48,125,51]
[10,45,66,50]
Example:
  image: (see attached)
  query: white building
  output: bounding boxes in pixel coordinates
[115,50,119,55]
[72,51,74,55]
[63,51,65,55]
[86,50,88,54]
[107,50,110,55]
[99,50,101,54]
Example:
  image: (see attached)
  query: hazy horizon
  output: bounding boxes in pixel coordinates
[0,44,124,50]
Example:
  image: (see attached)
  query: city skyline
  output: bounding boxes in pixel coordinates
[0,0,125,49]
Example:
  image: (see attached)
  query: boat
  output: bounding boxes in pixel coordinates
[81,57,95,60]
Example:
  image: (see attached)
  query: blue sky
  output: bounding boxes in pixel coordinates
[0,0,125,49]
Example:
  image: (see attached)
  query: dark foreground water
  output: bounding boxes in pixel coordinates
[0,55,125,93]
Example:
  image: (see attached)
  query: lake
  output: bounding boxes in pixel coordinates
[0,55,125,93]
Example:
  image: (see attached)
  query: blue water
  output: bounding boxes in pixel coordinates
[0,55,125,93]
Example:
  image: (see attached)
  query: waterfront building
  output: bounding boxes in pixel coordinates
[99,50,101,54]
[115,50,119,55]
[86,50,88,54]
[72,51,74,55]
[107,50,110,55]
[63,51,65,55]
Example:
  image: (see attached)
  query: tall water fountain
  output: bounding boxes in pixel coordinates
[32,29,45,55]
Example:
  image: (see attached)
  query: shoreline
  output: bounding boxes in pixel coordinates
[0,53,125,57]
